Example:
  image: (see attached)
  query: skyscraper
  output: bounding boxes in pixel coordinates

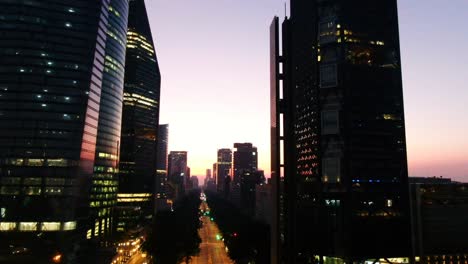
[0,0,128,260]
[231,143,257,206]
[271,0,412,262]
[90,0,129,241]
[156,124,169,173]
[216,148,232,196]
[156,124,169,199]
[116,0,161,232]
[167,151,188,198]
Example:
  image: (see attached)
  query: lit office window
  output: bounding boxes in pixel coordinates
[42,222,61,231]
[19,222,38,231]
[0,222,16,231]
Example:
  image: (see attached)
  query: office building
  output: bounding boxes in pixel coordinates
[116,0,161,232]
[240,170,264,217]
[167,151,188,198]
[0,0,128,261]
[271,0,412,262]
[410,179,468,263]
[231,143,257,206]
[90,0,129,241]
[190,176,199,189]
[156,124,169,173]
[216,148,232,196]
[155,124,169,199]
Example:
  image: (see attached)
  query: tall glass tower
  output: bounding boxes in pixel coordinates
[89,0,129,240]
[0,0,127,260]
[271,0,412,263]
[116,0,161,232]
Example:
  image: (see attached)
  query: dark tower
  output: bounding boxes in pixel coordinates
[155,124,169,199]
[231,143,258,206]
[116,0,161,232]
[271,0,412,262]
[216,148,232,196]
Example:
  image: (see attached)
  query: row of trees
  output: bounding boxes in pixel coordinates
[143,190,202,264]
[205,191,270,264]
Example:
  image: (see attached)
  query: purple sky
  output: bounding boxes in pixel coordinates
[146,0,468,182]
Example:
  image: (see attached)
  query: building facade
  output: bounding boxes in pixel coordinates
[271,0,412,262]
[0,0,128,260]
[231,143,257,206]
[155,124,168,200]
[167,151,188,199]
[116,0,161,233]
[410,179,468,263]
[216,148,232,196]
[90,0,129,241]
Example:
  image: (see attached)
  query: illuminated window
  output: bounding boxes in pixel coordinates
[319,20,338,44]
[0,187,19,195]
[0,222,16,231]
[19,222,37,231]
[320,64,338,88]
[386,199,393,207]
[41,222,60,231]
[0,208,5,218]
[63,221,77,231]
[23,186,41,195]
[23,178,42,185]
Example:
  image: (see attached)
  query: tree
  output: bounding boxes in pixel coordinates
[143,190,202,264]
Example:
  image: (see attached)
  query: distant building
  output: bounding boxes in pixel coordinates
[256,181,273,226]
[409,176,452,184]
[155,124,169,202]
[156,125,169,172]
[410,179,468,263]
[240,170,264,217]
[231,143,257,206]
[191,176,199,189]
[167,151,188,198]
[216,149,232,196]
[117,0,161,233]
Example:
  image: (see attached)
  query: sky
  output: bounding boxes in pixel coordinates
[146,0,468,183]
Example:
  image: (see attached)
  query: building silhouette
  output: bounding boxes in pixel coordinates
[156,124,169,200]
[271,0,412,262]
[0,0,128,260]
[116,0,161,233]
[167,151,188,199]
[231,143,258,206]
[409,178,468,263]
[216,148,232,197]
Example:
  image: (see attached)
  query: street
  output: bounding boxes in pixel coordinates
[189,199,233,264]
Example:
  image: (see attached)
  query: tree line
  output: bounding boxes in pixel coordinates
[143,189,202,264]
[205,191,270,264]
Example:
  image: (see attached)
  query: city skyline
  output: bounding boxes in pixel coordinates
[147,0,468,182]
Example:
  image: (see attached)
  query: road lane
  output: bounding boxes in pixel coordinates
[189,201,233,264]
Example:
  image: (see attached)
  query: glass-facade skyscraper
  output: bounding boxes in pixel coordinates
[0,0,128,260]
[90,0,129,240]
[271,0,412,263]
[116,0,161,232]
